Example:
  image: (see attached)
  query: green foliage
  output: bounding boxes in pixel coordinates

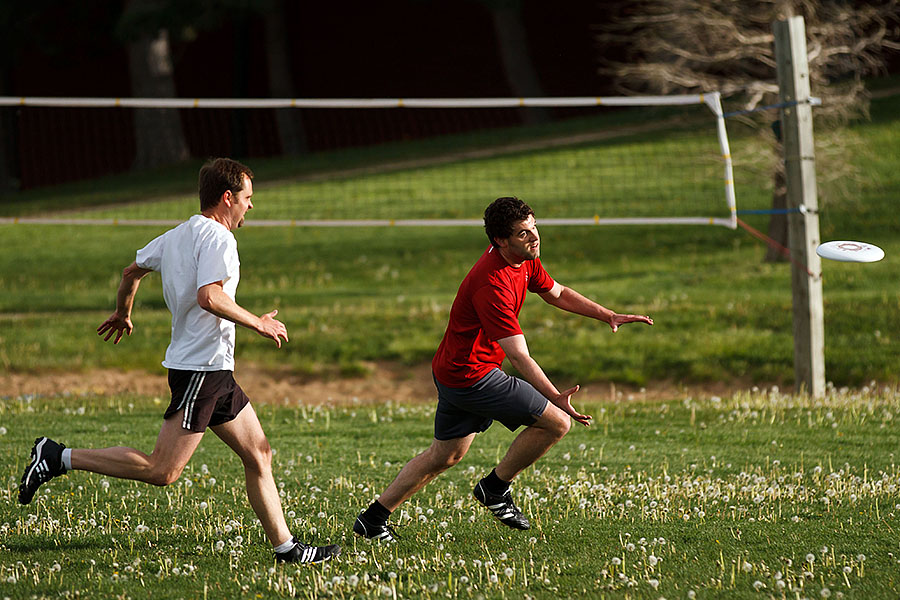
[2,389,900,598]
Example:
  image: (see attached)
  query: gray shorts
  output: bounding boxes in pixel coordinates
[433,368,549,441]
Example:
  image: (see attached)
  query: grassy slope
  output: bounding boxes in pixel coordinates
[0,94,897,387]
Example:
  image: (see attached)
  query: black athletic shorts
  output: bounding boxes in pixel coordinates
[433,368,548,441]
[165,370,250,432]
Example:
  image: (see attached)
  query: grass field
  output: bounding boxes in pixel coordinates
[3,390,900,599]
[1,85,900,598]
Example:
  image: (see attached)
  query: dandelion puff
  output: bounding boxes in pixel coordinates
[504,567,514,577]
[753,580,765,590]
[648,578,659,589]
[806,554,815,564]
[821,588,831,598]
[856,554,866,563]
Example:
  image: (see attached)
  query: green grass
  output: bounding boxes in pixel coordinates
[3,389,900,598]
[0,92,898,387]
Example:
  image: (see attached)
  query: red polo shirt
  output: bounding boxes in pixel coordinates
[432,245,555,387]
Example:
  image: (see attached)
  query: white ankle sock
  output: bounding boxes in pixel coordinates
[61,448,72,471]
[273,537,295,553]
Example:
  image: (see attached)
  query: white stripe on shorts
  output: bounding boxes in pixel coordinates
[181,372,206,430]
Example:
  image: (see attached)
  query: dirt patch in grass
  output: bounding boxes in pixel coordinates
[0,362,765,405]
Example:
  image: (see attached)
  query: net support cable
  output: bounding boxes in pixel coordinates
[1,93,737,229]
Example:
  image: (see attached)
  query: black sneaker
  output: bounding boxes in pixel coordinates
[353,513,400,542]
[275,537,341,564]
[473,481,530,530]
[19,437,67,505]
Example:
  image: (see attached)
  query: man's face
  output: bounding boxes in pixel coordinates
[230,175,253,228]
[500,214,540,261]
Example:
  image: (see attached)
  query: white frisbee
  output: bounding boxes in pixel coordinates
[816,240,884,263]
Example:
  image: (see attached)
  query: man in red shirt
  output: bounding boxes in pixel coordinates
[353,197,653,541]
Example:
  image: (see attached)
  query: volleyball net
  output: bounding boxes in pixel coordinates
[0,94,737,228]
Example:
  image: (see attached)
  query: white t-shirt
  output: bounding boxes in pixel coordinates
[136,214,240,371]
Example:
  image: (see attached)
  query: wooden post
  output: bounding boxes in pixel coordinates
[774,16,825,398]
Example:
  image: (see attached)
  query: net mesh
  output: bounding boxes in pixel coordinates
[0,95,736,227]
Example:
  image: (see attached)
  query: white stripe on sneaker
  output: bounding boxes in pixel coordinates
[24,438,49,488]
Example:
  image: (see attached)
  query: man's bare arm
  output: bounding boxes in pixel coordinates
[539,282,653,332]
[197,282,289,348]
[497,334,591,426]
[97,262,153,344]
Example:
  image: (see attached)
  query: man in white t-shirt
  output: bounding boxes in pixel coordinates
[18,158,339,564]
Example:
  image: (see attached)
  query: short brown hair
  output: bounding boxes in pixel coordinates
[483,197,534,247]
[198,158,254,211]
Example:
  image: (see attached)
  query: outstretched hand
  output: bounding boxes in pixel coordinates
[258,309,289,348]
[97,313,133,345]
[608,313,653,333]
[553,385,592,427]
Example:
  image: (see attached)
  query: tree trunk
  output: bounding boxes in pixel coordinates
[765,166,789,262]
[126,20,189,169]
[263,0,307,155]
[766,127,789,262]
[488,1,550,125]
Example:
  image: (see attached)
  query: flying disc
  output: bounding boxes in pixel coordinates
[815,240,884,263]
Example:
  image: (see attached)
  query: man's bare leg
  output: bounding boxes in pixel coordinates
[471,403,570,530]
[70,413,204,486]
[495,402,570,482]
[211,403,290,546]
[377,434,476,511]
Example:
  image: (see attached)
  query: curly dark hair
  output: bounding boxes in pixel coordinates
[198,158,254,211]
[483,197,534,247]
